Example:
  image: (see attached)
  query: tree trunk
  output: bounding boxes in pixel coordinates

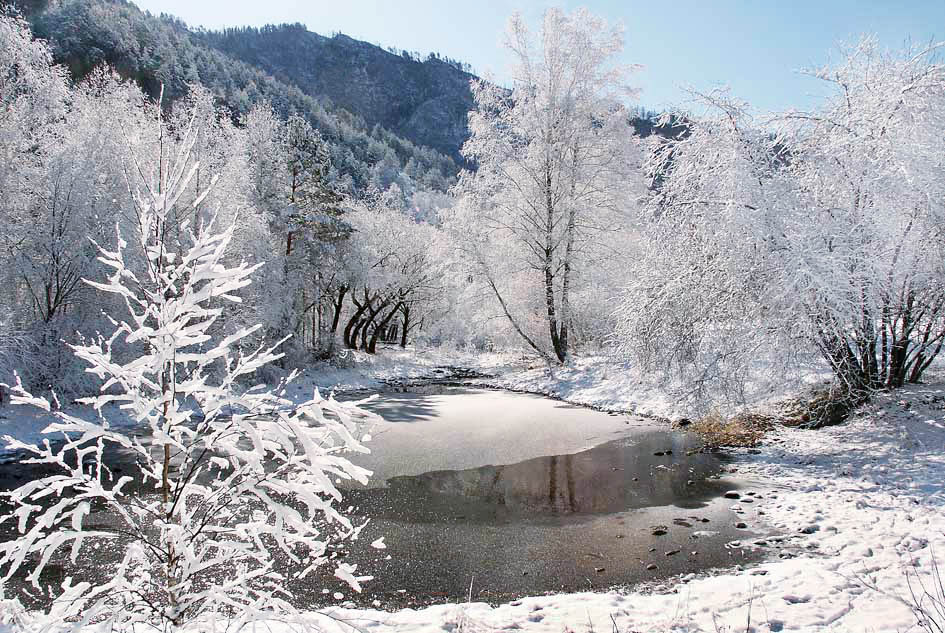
[400,304,410,348]
[557,145,582,364]
[558,206,577,362]
[543,164,565,363]
[330,286,348,335]
[544,264,564,362]
[360,299,389,352]
[349,318,366,350]
[314,299,321,350]
[368,302,402,354]
[327,285,348,354]
[343,292,370,349]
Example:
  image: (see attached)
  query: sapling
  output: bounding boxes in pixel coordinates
[0,107,378,632]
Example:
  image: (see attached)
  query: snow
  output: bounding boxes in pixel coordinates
[284,346,516,395]
[286,377,945,633]
[3,349,944,632]
[482,353,681,418]
[0,401,141,460]
[290,347,826,422]
[284,348,691,419]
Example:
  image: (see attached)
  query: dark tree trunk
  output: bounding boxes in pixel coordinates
[368,302,403,354]
[544,264,565,363]
[399,304,410,348]
[330,285,348,335]
[542,164,566,364]
[349,318,365,350]
[343,292,371,349]
[359,297,389,352]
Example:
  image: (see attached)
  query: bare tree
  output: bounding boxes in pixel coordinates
[455,8,640,363]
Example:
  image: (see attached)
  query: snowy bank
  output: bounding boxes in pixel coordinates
[477,354,680,418]
[291,348,699,419]
[283,346,517,395]
[301,379,945,632]
[2,349,943,632]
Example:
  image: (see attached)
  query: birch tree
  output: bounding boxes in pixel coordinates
[456,8,640,363]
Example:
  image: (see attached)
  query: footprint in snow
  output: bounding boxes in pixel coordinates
[782,594,811,604]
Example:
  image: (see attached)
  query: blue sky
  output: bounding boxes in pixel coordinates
[133,1,945,113]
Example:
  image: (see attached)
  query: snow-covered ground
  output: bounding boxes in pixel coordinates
[302,377,945,632]
[479,353,681,418]
[292,348,828,423]
[288,347,688,418]
[283,345,517,395]
[2,348,944,632]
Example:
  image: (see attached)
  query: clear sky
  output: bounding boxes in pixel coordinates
[132,0,945,113]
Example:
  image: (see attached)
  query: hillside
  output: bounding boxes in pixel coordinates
[20,0,458,192]
[198,24,477,164]
[19,1,669,183]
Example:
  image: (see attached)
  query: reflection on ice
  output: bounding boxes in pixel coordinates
[384,434,729,520]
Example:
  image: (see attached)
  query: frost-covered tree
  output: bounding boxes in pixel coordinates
[339,199,446,353]
[0,9,70,386]
[780,39,945,395]
[456,8,640,363]
[617,40,945,415]
[164,86,278,348]
[242,107,351,357]
[614,91,802,406]
[0,112,377,631]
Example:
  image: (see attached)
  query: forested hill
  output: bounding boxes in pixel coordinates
[16,0,667,192]
[195,26,674,162]
[19,0,458,192]
[197,24,478,164]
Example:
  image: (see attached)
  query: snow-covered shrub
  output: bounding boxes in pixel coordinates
[0,110,379,631]
[617,40,945,413]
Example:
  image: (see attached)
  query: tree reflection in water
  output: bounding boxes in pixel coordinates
[386,433,729,520]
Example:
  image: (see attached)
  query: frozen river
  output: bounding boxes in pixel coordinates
[321,384,761,607]
[0,383,763,610]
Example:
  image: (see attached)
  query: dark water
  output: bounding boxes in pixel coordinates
[296,430,761,608]
[0,384,766,611]
[381,435,728,520]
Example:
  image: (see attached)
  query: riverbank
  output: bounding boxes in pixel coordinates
[2,349,943,631]
[289,346,688,419]
[300,377,945,632]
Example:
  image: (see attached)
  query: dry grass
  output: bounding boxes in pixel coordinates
[684,411,778,449]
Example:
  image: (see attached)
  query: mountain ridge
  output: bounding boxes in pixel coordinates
[195,23,477,164]
[20,0,459,193]
[17,0,666,190]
